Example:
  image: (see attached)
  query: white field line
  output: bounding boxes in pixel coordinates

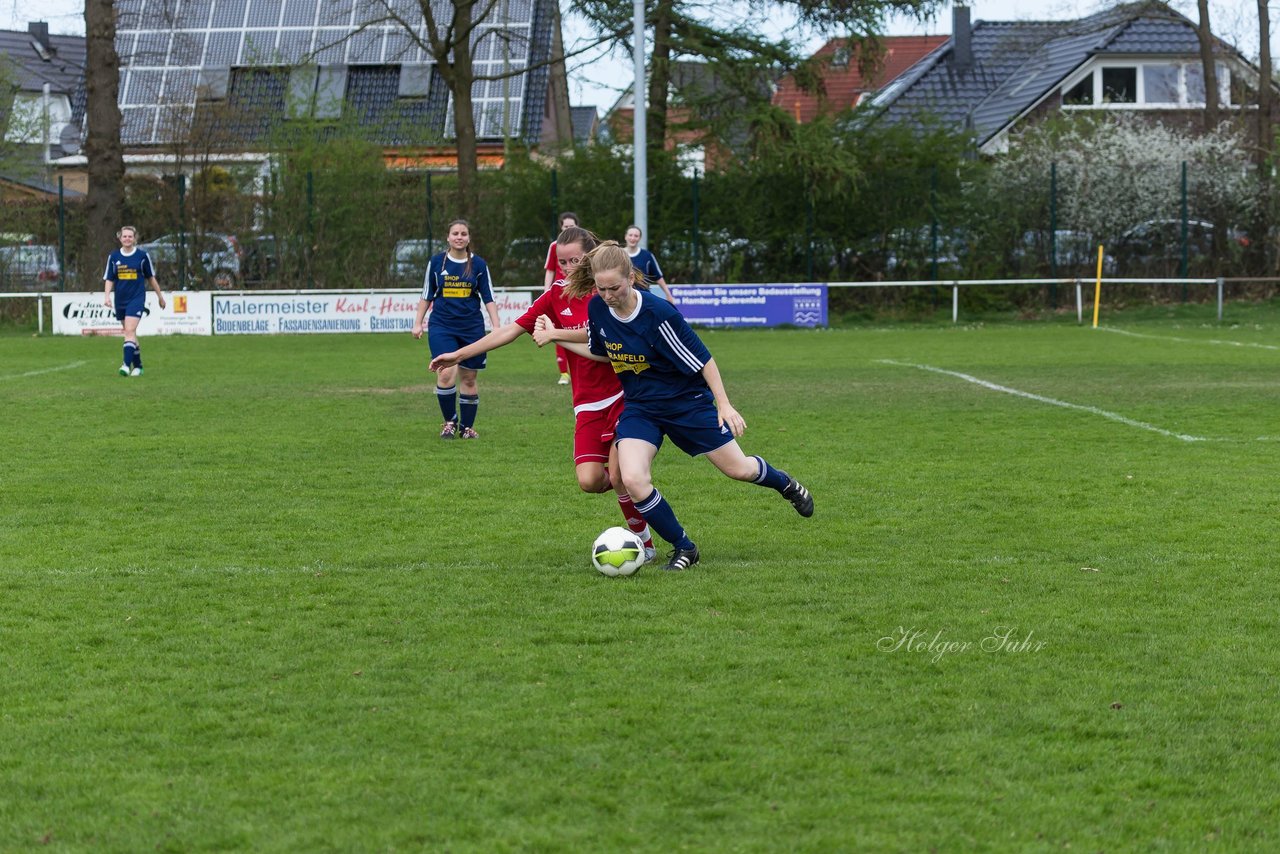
[1098,326,1280,351]
[876,359,1209,443]
[0,360,88,382]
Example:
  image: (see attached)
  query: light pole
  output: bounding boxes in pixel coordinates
[633,0,647,245]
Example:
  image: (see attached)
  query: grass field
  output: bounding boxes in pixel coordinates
[3,303,1279,851]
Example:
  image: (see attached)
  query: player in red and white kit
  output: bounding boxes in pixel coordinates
[429,226,657,561]
[544,211,578,385]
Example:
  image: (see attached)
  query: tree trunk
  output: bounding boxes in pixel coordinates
[1257,0,1273,158]
[425,0,480,223]
[646,0,674,158]
[1253,0,1274,273]
[83,0,125,255]
[1195,0,1219,131]
[547,1,574,149]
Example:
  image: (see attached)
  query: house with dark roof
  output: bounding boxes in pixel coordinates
[48,0,572,180]
[772,35,947,123]
[570,105,599,145]
[872,2,1258,154]
[605,61,777,173]
[0,22,86,198]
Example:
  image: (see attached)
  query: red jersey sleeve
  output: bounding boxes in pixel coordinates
[544,242,559,274]
[514,288,557,334]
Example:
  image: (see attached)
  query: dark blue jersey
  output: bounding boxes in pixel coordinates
[103,248,155,302]
[422,252,494,329]
[627,247,665,284]
[587,289,712,404]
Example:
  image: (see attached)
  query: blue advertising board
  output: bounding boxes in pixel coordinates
[668,284,827,328]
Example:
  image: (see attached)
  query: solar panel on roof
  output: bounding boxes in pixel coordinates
[116,0,541,145]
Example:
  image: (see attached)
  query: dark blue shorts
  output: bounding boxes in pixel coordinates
[114,294,145,322]
[428,324,487,370]
[615,390,735,457]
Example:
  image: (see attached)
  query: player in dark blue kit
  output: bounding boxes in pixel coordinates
[102,225,165,376]
[412,219,501,439]
[623,225,675,303]
[559,242,814,571]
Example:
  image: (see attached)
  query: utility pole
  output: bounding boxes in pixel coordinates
[633,0,647,245]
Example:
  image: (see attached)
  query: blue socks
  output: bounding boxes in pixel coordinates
[459,393,478,429]
[123,341,140,368]
[634,489,694,550]
[436,384,457,424]
[751,456,790,491]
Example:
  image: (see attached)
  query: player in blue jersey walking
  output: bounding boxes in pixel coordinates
[623,225,675,303]
[412,219,501,439]
[556,241,814,571]
[103,225,165,376]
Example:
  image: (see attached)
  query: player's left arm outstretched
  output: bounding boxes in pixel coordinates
[531,315,586,347]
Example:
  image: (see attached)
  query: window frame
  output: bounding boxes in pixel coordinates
[1060,59,1233,110]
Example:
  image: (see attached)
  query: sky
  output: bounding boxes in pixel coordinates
[5,0,1273,113]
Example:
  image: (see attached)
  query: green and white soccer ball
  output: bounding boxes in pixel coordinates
[591,526,646,577]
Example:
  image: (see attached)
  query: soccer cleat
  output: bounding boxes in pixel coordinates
[119,364,130,376]
[780,475,814,517]
[460,426,479,440]
[440,420,458,439]
[558,372,570,385]
[662,544,700,571]
[130,367,143,377]
[644,545,657,563]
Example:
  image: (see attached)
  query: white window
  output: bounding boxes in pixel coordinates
[1061,61,1232,109]
[4,92,73,144]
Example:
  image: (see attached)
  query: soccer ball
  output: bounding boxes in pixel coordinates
[591,526,646,577]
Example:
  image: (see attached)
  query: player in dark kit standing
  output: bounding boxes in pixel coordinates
[429,227,659,561]
[103,225,165,376]
[556,241,814,571]
[412,219,501,439]
[623,224,674,303]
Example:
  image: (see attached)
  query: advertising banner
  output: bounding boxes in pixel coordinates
[212,290,533,334]
[52,291,214,336]
[669,284,827,328]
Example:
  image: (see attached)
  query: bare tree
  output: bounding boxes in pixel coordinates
[1251,0,1273,272]
[83,0,126,261]
[1255,0,1272,166]
[1194,0,1220,130]
[573,0,941,159]
[367,0,611,222]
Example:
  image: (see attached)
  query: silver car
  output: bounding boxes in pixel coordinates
[141,232,244,289]
[0,244,63,290]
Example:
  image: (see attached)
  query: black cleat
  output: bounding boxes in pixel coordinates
[663,545,700,571]
[780,476,814,517]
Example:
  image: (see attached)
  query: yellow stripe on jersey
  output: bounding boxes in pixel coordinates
[117,269,139,280]
[441,286,473,298]
[612,360,651,375]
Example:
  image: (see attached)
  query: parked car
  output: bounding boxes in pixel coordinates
[500,237,550,287]
[1108,218,1247,276]
[0,244,64,290]
[390,238,433,286]
[658,230,762,283]
[141,232,244,289]
[242,235,280,284]
[1011,229,1101,274]
[884,227,966,278]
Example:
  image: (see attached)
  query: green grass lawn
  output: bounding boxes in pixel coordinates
[2,304,1279,851]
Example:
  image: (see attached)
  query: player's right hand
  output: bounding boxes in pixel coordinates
[104,294,112,308]
[412,323,424,340]
[429,353,458,372]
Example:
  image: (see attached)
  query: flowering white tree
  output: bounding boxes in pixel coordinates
[987,115,1258,243]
